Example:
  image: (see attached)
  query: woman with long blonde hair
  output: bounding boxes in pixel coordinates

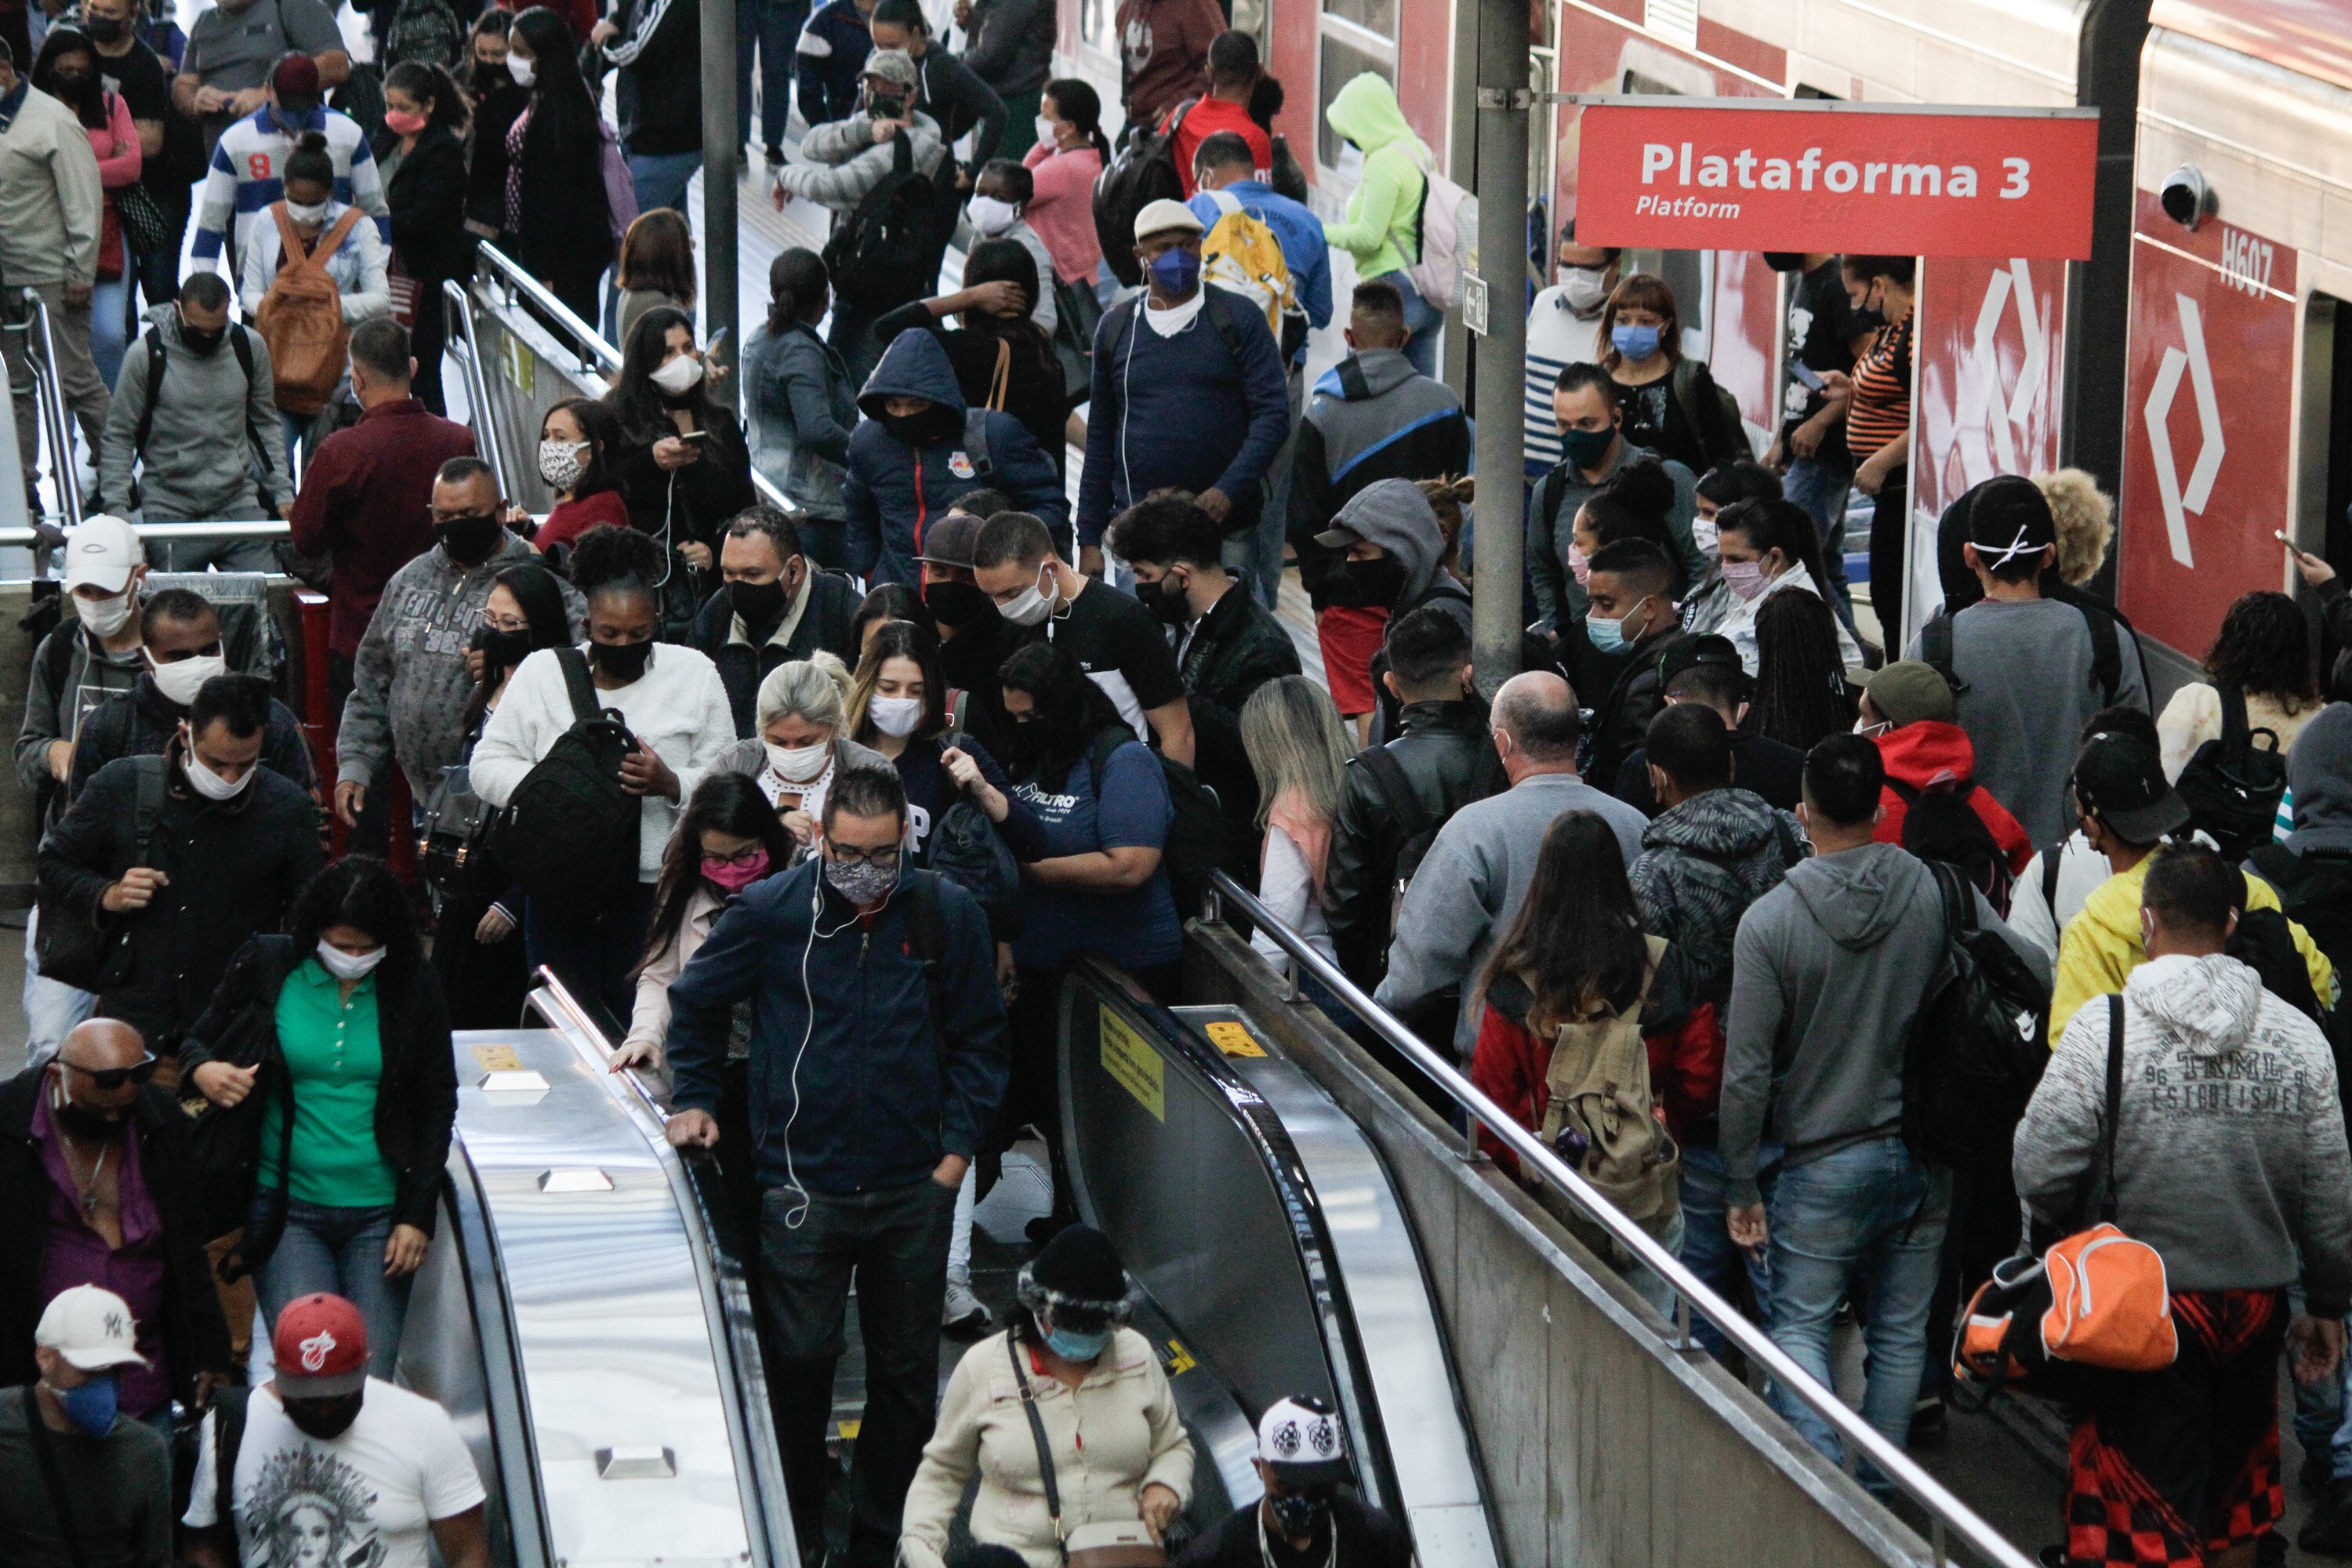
[1240,676,1356,966]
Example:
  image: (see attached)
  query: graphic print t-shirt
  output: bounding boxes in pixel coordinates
[183,1379,488,1568]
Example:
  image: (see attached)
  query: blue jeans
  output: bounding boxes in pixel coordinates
[1764,1137,1951,1490]
[1249,362,1306,609]
[1677,1141,1777,1364]
[254,1197,412,1382]
[21,908,96,1069]
[1782,456,1855,619]
[629,150,702,223]
[1367,268,1440,379]
[90,234,134,393]
[736,0,807,151]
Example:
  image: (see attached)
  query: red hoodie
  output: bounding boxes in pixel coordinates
[1872,720,2034,877]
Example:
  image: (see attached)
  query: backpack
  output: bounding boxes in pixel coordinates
[2246,844,2352,981]
[255,204,364,418]
[1199,187,1298,343]
[1922,600,2126,710]
[34,755,165,991]
[383,0,463,68]
[491,648,642,908]
[1091,100,1192,288]
[1267,132,1308,204]
[924,732,1021,927]
[1405,150,1472,313]
[825,134,942,309]
[1087,728,1230,923]
[1522,942,1679,1255]
[119,324,279,514]
[1900,859,2054,1169]
[1349,738,1504,1038]
[1889,775,2015,917]
[2173,684,2288,862]
[1670,358,1750,472]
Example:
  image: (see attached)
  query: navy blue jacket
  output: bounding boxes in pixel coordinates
[794,0,873,128]
[665,862,1010,1196]
[844,330,1068,586]
[1076,285,1291,544]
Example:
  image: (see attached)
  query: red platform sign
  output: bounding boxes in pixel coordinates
[1573,100,2099,260]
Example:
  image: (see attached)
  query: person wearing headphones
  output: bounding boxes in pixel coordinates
[662,764,1008,1568]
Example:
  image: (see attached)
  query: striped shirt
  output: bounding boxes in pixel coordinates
[192,104,386,262]
[1522,285,1606,477]
[1844,307,1912,463]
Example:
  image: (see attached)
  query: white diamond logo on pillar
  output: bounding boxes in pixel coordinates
[1969,259,2047,475]
[2141,293,2226,569]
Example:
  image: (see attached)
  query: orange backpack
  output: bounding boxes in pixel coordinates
[256,203,363,419]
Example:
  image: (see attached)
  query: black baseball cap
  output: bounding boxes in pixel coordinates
[1657,633,1747,694]
[2071,730,2190,844]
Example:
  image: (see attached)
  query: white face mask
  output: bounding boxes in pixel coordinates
[1561,265,1610,315]
[74,590,134,640]
[539,437,589,492]
[149,650,224,709]
[650,353,706,397]
[1690,514,1719,561]
[1034,115,1060,147]
[967,194,1019,237]
[284,198,329,227]
[180,731,253,801]
[315,940,386,981]
[765,739,831,782]
[506,52,535,86]
[1853,716,1890,739]
[868,695,924,738]
[997,562,1058,628]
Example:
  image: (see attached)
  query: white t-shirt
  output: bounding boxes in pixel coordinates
[183,1380,488,1568]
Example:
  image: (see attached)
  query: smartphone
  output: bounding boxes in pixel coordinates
[706,326,731,357]
[2278,529,2307,556]
[1790,361,1827,393]
[680,429,711,443]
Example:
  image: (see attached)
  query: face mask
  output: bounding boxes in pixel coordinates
[1561,266,1610,314]
[592,638,654,682]
[435,513,504,564]
[1266,1487,1334,1540]
[74,590,134,640]
[181,739,254,802]
[967,194,1019,236]
[149,651,224,709]
[284,198,330,226]
[1139,574,1189,626]
[471,624,534,673]
[924,579,992,628]
[1559,424,1615,470]
[56,1096,125,1140]
[179,318,225,356]
[1721,558,1770,603]
[729,576,790,628]
[1610,322,1662,361]
[867,694,924,738]
[1762,251,1807,273]
[1586,598,1649,655]
[1034,115,1059,146]
[1145,247,1200,298]
[285,1392,364,1440]
[83,14,125,42]
[472,56,510,88]
[997,563,1058,628]
[1691,514,1719,560]
[1044,1323,1112,1361]
[823,851,899,906]
[50,1376,116,1439]
[765,739,831,782]
[539,437,589,492]
[1566,541,1591,588]
[702,848,771,892]
[866,88,908,121]
[882,405,959,445]
[649,354,706,397]
[1341,555,1406,607]
[315,940,386,981]
[1854,716,1890,739]
[383,107,428,136]
[505,52,535,86]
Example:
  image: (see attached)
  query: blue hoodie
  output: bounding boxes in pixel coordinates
[844,330,1069,586]
[795,0,874,128]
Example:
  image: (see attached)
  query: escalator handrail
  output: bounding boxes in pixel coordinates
[444,278,510,499]
[1206,871,2032,1568]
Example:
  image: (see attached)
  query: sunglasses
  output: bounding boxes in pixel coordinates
[60,1053,159,1090]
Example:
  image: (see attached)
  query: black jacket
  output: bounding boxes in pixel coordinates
[1585,625,1688,797]
[463,82,529,232]
[180,935,459,1243]
[1178,583,1300,834]
[514,92,612,280]
[1324,699,1500,985]
[38,750,325,1052]
[608,0,702,157]
[0,1070,234,1406]
[384,122,477,283]
[690,568,867,736]
[963,0,1054,96]
[1613,729,1807,815]
[612,405,760,554]
[914,46,1007,180]
[67,674,316,801]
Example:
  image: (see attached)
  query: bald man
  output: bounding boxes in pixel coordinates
[0,1017,233,1423]
[1374,670,1653,1059]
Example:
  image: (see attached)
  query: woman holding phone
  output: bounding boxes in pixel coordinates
[604,307,757,639]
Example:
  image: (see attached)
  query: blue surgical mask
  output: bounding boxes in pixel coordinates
[1045,1324,1112,1361]
[53,1375,117,1438]
[1610,322,1662,361]
[1584,597,1649,655]
[1145,247,1200,298]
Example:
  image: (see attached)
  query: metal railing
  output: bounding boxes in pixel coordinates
[1203,869,2034,1568]
[445,278,510,499]
[13,287,83,534]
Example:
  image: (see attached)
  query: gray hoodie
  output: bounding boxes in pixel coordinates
[1719,840,2047,1203]
[97,307,293,522]
[2015,953,2352,1312]
[1330,477,1449,612]
[2288,702,2352,856]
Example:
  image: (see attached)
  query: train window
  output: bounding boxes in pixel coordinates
[1316,21,1396,172]
[1610,67,1710,354]
[1080,0,1116,65]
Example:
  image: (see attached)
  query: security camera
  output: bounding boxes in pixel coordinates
[2160,164,2216,230]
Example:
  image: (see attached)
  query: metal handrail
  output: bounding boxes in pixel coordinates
[18,288,82,532]
[0,521,294,546]
[445,278,510,499]
[1204,869,2034,1568]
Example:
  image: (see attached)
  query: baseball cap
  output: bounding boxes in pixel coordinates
[862,47,917,90]
[2072,730,2190,844]
[36,1284,147,1372]
[1133,198,1205,243]
[918,511,983,569]
[1257,1395,1348,1486]
[273,1293,370,1398]
[1861,660,1955,728]
[1656,633,1745,693]
[63,514,140,593]
[1963,474,2056,573]
[270,53,321,107]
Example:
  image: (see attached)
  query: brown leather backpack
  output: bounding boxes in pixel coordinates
[255,203,363,417]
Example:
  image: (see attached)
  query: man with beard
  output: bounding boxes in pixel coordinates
[688,506,866,737]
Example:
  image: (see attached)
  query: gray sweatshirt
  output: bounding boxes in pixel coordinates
[2015,952,2352,1312]
[13,621,147,822]
[98,307,294,521]
[1374,771,1650,1058]
[1719,840,2048,1204]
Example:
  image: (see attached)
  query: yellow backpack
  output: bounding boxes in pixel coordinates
[1199,187,1299,343]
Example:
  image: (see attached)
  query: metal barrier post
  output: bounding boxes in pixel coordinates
[296,589,339,848]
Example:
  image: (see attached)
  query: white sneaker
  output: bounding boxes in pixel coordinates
[943,1276,992,1338]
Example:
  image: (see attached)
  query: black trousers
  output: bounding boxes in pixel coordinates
[1868,465,1911,643]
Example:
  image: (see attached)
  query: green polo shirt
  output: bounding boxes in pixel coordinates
[260,959,398,1208]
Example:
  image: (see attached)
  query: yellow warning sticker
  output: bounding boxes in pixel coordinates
[1099,1007,1166,1122]
[1204,1021,1265,1058]
[1162,1339,1197,1376]
[471,1044,523,1073]
[837,1419,862,1439]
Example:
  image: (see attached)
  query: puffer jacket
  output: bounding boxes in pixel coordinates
[743,318,857,519]
[1871,719,2033,879]
[1323,698,1496,986]
[1287,346,1469,609]
[1319,74,1425,281]
[842,330,1068,586]
[2018,953,2352,1310]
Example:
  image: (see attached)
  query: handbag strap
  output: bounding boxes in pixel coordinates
[1005,1329,1067,1548]
[2099,993,2125,1225]
[24,1385,90,1568]
[988,336,1011,412]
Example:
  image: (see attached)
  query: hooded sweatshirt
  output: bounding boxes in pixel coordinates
[1720,840,2048,1203]
[97,307,294,521]
[1288,347,1470,610]
[843,330,1068,586]
[1319,74,1425,281]
[2286,702,2352,856]
[1871,720,2033,879]
[776,107,948,212]
[2016,953,2352,1312]
[1325,477,1450,620]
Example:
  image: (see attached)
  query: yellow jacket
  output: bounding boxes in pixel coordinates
[2048,855,2334,1044]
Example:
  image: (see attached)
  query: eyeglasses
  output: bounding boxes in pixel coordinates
[59,1053,159,1091]
[703,843,767,867]
[826,842,899,868]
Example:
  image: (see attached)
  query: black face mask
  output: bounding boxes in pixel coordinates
[284,1392,364,1440]
[923,579,993,630]
[180,320,225,357]
[881,407,958,445]
[1139,575,1189,626]
[1266,1486,1335,1541]
[82,14,125,42]
[868,89,908,120]
[470,623,534,673]
[729,575,789,628]
[1341,555,1407,607]
[54,1100,125,1142]
[471,59,510,90]
[592,638,655,681]
[1762,251,1808,273]
[436,513,504,564]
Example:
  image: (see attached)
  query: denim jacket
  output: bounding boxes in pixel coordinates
[745,318,856,520]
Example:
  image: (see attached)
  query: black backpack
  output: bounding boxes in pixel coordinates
[1889,775,2015,917]
[1348,739,1505,1036]
[824,135,943,309]
[924,732,1021,928]
[1087,727,1230,923]
[1091,100,1192,288]
[2247,843,2352,980]
[383,0,463,67]
[1900,860,2054,1169]
[1920,599,2127,710]
[491,648,641,908]
[2173,685,2288,862]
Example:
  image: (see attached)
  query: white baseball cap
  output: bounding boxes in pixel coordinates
[1256,1395,1348,1485]
[1133,198,1206,243]
[35,1284,147,1372]
[62,514,141,594]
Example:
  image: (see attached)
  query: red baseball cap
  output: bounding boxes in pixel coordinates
[270,53,321,107]
[273,1294,368,1397]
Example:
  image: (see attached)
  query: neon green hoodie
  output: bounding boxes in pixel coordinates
[1321,73,1427,281]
